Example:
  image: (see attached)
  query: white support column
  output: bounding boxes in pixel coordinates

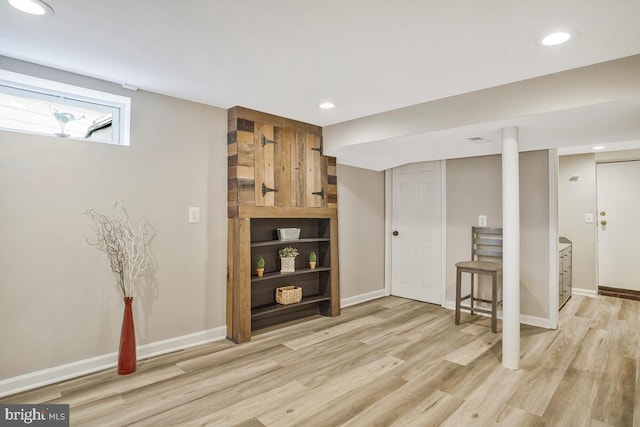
[502,126,520,370]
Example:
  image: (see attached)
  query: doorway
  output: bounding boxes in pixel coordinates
[596,160,640,295]
[389,161,445,304]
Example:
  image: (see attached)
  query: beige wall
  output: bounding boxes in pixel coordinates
[0,57,228,379]
[0,57,380,382]
[558,154,598,292]
[446,151,550,319]
[337,164,385,298]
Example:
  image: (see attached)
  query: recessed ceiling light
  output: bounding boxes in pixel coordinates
[593,146,606,150]
[541,31,571,46]
[319,102,335,110]
[8,0,54,15]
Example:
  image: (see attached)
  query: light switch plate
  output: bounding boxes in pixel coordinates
[584,213,594,224]
[478,215,487,227]
[189,207,200,224]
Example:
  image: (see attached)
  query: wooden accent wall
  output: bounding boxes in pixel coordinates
[226,107,340,343]
[227,106,337,217]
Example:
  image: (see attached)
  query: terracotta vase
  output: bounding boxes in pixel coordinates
[118,296,137,375]
[256,268,264,277]
[309,261,316,269]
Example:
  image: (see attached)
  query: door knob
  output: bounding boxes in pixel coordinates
[600,220,607,226]
[600,211,606,216]
[392,231,399,236]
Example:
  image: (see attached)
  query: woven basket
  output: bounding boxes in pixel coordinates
[275,286,302,305]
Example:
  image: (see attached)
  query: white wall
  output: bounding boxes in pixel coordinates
[0,57,228,380]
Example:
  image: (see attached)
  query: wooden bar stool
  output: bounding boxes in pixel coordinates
[455,227,503,333]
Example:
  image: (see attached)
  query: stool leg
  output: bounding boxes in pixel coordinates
[491,271,497,333]
[470,273,475,315]
[455,268,461,325]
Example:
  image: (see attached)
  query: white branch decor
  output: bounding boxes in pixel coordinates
[84,202,151,297]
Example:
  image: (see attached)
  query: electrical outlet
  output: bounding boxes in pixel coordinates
[478,215,487,227]
[188,207,200,224]
[584,213,594,224]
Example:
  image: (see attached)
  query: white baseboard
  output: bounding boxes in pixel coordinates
[443,300,552,329]
[0,326,227,398]
[520,314,552,329]
[341,289,387,308]
[572,288,598,297]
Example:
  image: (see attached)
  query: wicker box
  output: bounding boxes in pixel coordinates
[277,228,301,241]
[275,286,302,305]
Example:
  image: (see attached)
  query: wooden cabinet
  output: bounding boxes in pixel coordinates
[227,107,340,343]
[228,107,337,217]
[559,239,572,309]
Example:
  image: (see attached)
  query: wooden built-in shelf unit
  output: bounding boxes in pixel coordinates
[226,107,340,344]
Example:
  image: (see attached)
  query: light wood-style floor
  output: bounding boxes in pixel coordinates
[2,294,638,426]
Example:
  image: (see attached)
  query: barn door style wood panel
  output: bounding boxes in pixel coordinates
[254,123,276,207]
[273,127,289,208]
[290,130,306,207]
[228,107,336,213]
[227,106,340,344]
[305,134,324,208]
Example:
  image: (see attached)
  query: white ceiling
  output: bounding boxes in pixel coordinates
[335,98,640,171]
[1,0,640,128]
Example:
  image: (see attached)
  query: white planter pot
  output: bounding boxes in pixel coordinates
[280,256,295,273]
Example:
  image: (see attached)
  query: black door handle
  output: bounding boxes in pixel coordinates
[392,231,399,236]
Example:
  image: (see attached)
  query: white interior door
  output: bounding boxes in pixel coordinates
[391,161,443,304]
[597,161,640,291]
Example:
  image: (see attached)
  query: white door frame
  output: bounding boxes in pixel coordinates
[384,161,447,306]
[548,149,559,329]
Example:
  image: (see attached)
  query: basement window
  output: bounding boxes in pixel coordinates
[0,69,131,145]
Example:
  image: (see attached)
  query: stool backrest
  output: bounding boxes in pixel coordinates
[472,227,503,260]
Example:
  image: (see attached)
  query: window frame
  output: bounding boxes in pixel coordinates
[0,69,131,146]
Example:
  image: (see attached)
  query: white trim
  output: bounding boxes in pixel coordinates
[520,314,552,329]
[442,301,552,329]
[443,300,456,311]
[440,160,447,306]
[384,169,393,297]
[573,287,598,297]
[0,69,131,146]
[548,148,559,329]
[0,326,227,398]
[341,289,387,308]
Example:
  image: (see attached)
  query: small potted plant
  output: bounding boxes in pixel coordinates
[278,246,299,273]
[308,251,317,269]
[256,256,265,277]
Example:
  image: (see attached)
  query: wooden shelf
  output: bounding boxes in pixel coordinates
[251,238,330,248]
[251,266,330,282]
[228,214,339,343]
[251,295,331,319]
